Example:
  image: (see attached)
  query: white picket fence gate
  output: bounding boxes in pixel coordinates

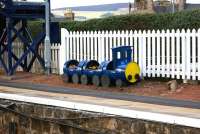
[60,28,200,81]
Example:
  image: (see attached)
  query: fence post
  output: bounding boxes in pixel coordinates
[147,30,151,77]
[192,29,196,80]
[105,30,109,61]
[94,31,98,61]
[59,28,69,75]
[152,30,156,77]
[91,31,94,60]
[134,30,138,63]
[156,30,161,77]
[166,29,170,78]
[76,31,80,61]
[198,29,200,80]
[161,29,166,77]
[83,31,87,60]
[73,31,77,60]
[98,31,102,62]
[176,29,181,79]
[80,31,83,61]
[109,31,113,60]
[142,30,147,77]
[138,30,143,77]
[181,29,187,82]
[171,29,175,79]
[86,31,90,60]
[186,29,191,80]
[100,31,105,62]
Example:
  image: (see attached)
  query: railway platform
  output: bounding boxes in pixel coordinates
[0,85,199,129]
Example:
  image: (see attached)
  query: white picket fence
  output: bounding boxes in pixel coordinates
[60,28,200,81]
[2,43,60,74]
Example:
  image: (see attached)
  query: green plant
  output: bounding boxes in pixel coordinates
[60,9,200,31]
[10,9,200,37]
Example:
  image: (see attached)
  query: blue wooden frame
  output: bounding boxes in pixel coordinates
[0,0,50,75]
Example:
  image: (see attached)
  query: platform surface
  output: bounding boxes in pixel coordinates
[0,85,199,128]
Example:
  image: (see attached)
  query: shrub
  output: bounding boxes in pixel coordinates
[60,9,200,31]
[2,9,199,37]
[27,20,43,39]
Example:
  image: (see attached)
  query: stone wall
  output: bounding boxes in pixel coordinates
[0,99,199,134]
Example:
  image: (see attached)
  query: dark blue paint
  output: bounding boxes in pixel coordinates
[0,0,59,75]
[63,46,134,84]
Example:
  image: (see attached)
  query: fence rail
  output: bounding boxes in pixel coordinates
[60,28,200,81]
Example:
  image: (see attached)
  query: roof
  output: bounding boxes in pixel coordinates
[54,3,129,12]
[112,46,132,52]
[185,4,200,10]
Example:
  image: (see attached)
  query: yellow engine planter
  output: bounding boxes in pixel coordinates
[125,62,140,83]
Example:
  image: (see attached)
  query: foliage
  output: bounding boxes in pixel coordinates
[3,9,199,37]
[27,20,44,39]
[60,9,200,31]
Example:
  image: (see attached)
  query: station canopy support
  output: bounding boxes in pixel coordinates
[0,0,53,75]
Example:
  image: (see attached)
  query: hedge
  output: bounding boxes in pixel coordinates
[60,9,200,31]
[28,20,44,39]
[6,9,200,38]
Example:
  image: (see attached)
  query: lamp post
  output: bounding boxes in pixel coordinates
[129,2,131,14]
[129,0,134,14]
[172,0,175,13]
[44,0,51,75]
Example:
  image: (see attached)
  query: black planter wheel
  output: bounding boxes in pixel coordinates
[115,79,125,88]
[80,74,89,85]
[101,75,111,88]
[92,75,100,87]
[62,74,70,83]
[72,74,79,84]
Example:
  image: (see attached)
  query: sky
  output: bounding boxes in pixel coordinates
[29,0,200,9]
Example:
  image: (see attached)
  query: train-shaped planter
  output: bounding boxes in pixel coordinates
[62,46,141,87]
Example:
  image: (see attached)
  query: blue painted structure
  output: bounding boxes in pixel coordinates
[63,46,140,87]
[0,0,59,75]
[63,60,101,83]
[99,46,133,82]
